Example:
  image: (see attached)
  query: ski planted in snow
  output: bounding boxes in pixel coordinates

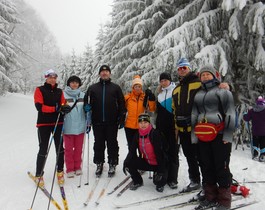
[28,171,62,210]
[113,189,200,208]
[83,176,100,206]
[107,175,131,195]
[59,185,69,210]
[95,177,113,205]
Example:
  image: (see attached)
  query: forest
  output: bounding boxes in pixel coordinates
[1,0,265,105]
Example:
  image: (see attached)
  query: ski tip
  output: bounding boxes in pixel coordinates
[83,202,88,206]
[95,202,99,206]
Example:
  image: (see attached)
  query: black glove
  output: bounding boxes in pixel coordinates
[118,122,125,129]
[143,89,155,108]
[60,104,71,115]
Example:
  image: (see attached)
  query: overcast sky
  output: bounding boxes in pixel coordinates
[23,0,113,55]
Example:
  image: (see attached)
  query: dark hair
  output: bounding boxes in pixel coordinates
[67,75,82,86]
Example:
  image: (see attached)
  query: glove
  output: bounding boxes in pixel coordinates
[123,165,129,176]
[231,184,250,197]
[118,122,125,129]
[86,125,91,134]
[60,104,71,115]
[145,89,155,101]
[84,104,91,112]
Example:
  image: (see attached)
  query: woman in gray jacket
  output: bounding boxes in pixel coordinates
[191,66,235,210]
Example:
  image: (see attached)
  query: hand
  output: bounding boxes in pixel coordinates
[123,165,129,176]
[145,89,155,101]
[60,104,71,114]
[84,104,91,112]
[86,125,91,134]
[118,122,125,129]
[219,83,230,90]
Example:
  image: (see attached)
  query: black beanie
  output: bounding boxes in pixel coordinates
[159,72,172,82]
[99,65,111,74]
[67,75,82,86]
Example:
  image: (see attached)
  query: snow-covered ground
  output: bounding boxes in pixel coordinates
[0,93,264,210]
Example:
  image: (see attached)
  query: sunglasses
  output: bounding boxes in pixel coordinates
[178,66,189,71]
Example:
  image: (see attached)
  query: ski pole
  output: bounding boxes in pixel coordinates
[29,112,61,210]
[47,123,65,210]
[85,106,91,186]
[77,124,88,188]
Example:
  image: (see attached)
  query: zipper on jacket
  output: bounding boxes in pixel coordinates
[141,136,150,164]
[102,81,106,122]
[164,89,168,109]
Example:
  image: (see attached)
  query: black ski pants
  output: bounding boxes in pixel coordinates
[92,124,119,165]
[124,127,138,151]
[36,125,64,176]
[179,131,201,183]
[198,134,232,188]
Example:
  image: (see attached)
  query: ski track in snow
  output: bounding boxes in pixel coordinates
[0,93,264,210]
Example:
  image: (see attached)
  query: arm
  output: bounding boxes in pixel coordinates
[34,87,57,113]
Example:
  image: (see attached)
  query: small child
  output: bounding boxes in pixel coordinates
[123,113,167,192]
[243,96,265,161]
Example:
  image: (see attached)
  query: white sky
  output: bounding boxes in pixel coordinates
[23,0,113,55]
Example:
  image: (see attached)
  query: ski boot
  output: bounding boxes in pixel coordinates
[35,176,44,188]
[108,164,116,177]
[57,171,65,185]
[95,163,103,177]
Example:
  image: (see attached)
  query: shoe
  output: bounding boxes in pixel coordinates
[108,164,116,177]
[57,171,65,185]
[214,204,230,210]
[95,163,103,177]
[67,171,75,178]
[35,176,44,188]
[195,199,217,210]
[167,181,178,189]
[156,185,164,192]
[259,154,265,162]
[181,181,201,193]
[129,182,143,191]
[196,189,206,201]
[75,169,82,176]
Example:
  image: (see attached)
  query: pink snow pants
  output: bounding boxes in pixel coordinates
[64,133,85,173]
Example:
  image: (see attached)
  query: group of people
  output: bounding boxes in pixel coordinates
[34,57,264,210]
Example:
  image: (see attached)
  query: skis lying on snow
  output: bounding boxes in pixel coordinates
[28,171,62,210]
[95,177,113,205]
[107,175,131,195]
[113,189,200,208]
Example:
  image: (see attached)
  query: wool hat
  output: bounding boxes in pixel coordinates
[44,69,58,78]
[199,65,221,81]
[99,65,111,74]
[159,72,172,81]
[132,75,143,87]
[256,96,265,106]
[138,113,150,123]
[67,75,82,86]
[177,58,191,68]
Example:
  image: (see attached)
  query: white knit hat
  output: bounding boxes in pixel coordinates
[44,69,58,78]
[132,75,143,87]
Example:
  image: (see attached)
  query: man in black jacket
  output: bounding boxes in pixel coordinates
[84,65,126,177]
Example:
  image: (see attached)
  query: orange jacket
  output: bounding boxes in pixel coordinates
[124,91,156,129]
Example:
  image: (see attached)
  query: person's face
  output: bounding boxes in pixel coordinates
[177,66,190,77]
[160,79,171,88]
[200,72,214,82]
[99,70,111,80]
[46,76,57,86]
[133,84,142,92]
[69,81,79,90]
[139,121,150,129]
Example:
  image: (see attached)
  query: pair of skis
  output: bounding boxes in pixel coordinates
[83,175,113,206]
[28,171,68,210]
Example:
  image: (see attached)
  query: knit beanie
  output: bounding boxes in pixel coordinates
[256,96,265,106]
[132,75,143,87]
[44,69,58,78]
[99,65,111,74]
[67,75,82,86]
[177,58,191,68]
[138,113,150,123]
[199,65,221,81]
[159,72,172,81]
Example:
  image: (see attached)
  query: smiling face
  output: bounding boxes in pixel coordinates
[138,121,150,130]
[177,66,190,77]
[200,71,214,82]
[99,70,111,80]
[160,79,171,88]
[46,75,57,86]
[69,81,80,90]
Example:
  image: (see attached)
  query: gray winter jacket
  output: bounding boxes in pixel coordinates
[191,82,235,143]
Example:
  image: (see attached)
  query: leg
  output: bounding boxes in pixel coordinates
[124,127,138,151]
[92,125,106,164]
[73,133,84,171]
[106,124,119,165]
[63,134,75,173]
[36,126,52,176]
[53,124,64,172]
